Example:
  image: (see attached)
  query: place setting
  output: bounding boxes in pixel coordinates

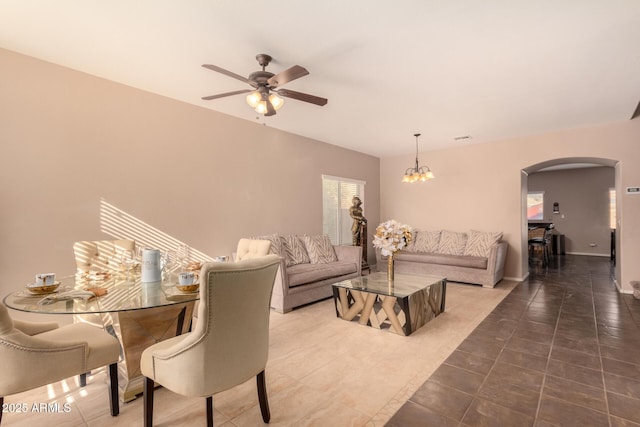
[164,271,200,300]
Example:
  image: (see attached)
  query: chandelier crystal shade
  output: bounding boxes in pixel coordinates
[402,133,434,183]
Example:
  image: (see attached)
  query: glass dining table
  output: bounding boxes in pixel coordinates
[3,271,199,402]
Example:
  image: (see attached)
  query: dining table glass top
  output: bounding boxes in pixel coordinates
[3,271,199,315]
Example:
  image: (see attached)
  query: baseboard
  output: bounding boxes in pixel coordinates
[565,252,610,257]
[504,274,527,282]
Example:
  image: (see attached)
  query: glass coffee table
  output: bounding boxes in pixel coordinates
[332,272,446,336]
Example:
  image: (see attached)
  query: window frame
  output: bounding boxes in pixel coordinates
[321,174,365,246]
[527,191,545,221]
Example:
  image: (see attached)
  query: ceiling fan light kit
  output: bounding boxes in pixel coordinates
[402,133,435,183]
[202,53,327,116]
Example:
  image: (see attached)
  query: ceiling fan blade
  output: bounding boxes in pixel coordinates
[631,100,640,120]
[267,65,309,88]
[201,89,251,101]
[276,89,328,106]
[202,64,249,84]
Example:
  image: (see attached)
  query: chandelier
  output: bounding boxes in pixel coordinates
[402,133,434,183]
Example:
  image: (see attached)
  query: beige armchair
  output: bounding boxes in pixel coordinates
[0,305,120,424]
[140,255,281,427]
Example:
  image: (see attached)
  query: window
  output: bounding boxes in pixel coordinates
[322,175,365,245]
[609,188,616,229]
[527,191,544,220]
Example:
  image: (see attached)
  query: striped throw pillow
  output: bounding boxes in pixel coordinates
[412,230,441,253]
[252,234,284,257]
[437,230,468,255]
[280,235,310,266]
[463,230,503,257]
[302,235,338,264]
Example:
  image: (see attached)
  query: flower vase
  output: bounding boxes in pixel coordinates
[387,253,394,281]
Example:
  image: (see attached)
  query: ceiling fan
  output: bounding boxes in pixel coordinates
[201,54,328,116]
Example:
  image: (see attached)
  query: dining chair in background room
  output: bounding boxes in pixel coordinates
[140,254,281,427]
[0,305,120,425]
[528,226,554,266]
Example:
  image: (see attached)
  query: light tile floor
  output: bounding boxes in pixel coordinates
[1,278,517,426]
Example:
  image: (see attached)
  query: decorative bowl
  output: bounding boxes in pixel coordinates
[26,282,61,295]
[175,283,199,293]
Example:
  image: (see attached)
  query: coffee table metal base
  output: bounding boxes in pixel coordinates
[332,275,446,336]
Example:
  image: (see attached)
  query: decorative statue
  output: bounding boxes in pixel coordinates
[349,196,369,274]
[350,196,367,246]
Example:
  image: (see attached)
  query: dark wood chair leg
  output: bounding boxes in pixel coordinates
[79,373,87,387]
[257,370,270,423]
[206,396,213,427]
[108,363,119,416]
[144,377,154,427]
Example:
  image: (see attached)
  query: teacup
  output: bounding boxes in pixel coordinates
[35,273,56,286]
[178,271,196,286]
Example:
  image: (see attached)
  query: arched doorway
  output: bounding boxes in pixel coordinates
[521,157,620,282]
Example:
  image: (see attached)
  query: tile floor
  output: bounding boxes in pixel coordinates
[4,255,637,426]
[388,255,640,426]
[2,273,517,426]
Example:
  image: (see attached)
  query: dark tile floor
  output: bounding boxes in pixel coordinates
[387,255,640,426]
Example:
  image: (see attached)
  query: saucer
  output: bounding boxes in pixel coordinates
[175,283,199,293]
[26,281,61,295]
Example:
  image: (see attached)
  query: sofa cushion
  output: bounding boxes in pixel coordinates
[287,261,358,287]
[437,230,468,255]
[413,230,441,253]
[463,230,503,257]
[280,235,310,266]
[252,234,285,257]
[395,251,488,269]
[302,235,338,264]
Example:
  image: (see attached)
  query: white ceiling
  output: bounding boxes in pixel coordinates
[1,1,639,158]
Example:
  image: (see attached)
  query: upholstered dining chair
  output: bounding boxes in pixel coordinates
[140,254,281,427]
[72,239,135,386]
[73,239,136,273]
[0,305,120,425]
[190,238,272,330]
[235,238,272,261]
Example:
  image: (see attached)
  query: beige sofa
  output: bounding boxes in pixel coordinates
[375,229,507,288]
[243,234,362,313]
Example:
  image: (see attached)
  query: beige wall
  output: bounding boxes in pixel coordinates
[0,48,380,318]
[529,167,615,255]
[381,120,640,292]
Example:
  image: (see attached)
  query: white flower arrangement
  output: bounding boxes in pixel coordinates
[372,219,413,257]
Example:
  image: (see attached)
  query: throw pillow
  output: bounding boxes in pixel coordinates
[437,230,468,255]
[252,234,284,258]
[302,235,338,264]
[464,230,503,257]
[412,230,441,253]
[280,235,311,266]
